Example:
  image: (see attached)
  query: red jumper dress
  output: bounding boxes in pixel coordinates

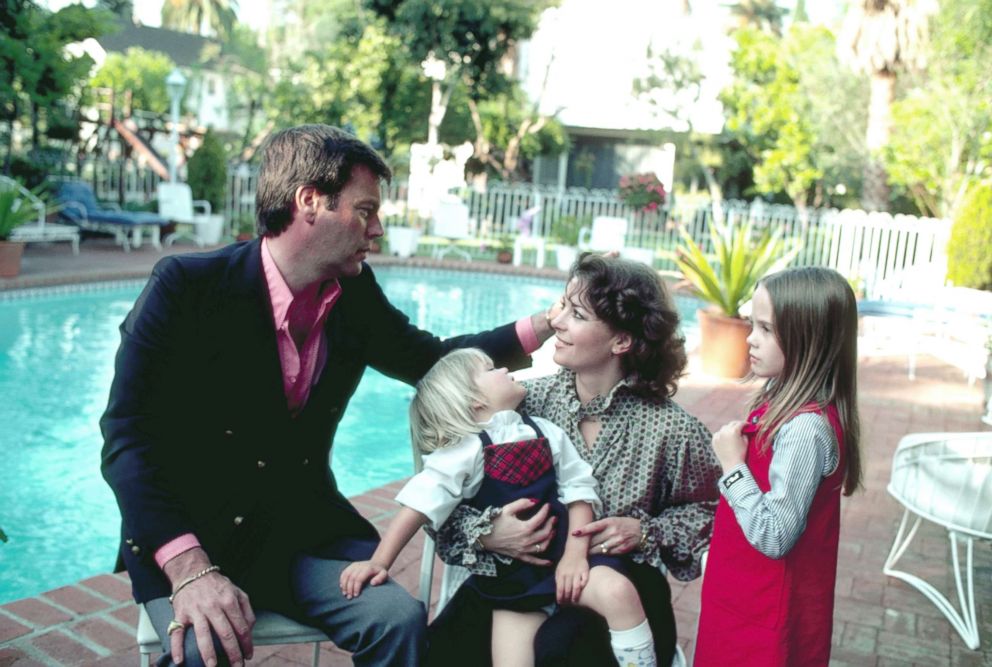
[694,403,845,667]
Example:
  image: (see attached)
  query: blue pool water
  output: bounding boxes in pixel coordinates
[0,266,699,604]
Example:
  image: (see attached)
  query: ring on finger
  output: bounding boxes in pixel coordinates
[533,542,542,553]
[167,620,185,635]
[600,541,609,554]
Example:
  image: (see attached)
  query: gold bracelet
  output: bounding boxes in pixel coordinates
[169,565,220,605]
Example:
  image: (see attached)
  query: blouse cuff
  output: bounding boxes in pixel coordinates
[463,506,504,569]
[629,507,661,565]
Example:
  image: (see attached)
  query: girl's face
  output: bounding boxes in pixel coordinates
[549,278,629,373]
[473,362,526,413]
[746,284,785,378]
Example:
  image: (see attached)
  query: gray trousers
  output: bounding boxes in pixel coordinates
[146,553,426,667]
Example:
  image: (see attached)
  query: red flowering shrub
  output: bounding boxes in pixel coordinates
[618,172,667,212]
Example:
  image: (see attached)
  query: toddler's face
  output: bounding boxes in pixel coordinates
[473,363,526,413]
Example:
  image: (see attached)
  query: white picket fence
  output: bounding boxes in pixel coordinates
[73,162,951,300]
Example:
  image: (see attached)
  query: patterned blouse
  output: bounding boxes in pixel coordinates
[434,369,722,582]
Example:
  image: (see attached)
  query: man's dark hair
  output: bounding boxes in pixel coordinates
[255,124,391,236]
[569,253,687,399]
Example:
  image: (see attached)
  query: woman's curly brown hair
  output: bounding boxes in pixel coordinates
[569,253,687,399]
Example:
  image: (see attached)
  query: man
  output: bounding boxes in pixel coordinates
[101,125,553,666]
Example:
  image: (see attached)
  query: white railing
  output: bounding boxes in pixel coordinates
[222,168,951,298]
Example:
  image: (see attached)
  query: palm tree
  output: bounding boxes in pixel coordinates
[727,0,788,36]
[839,0,936,211]
[161,0,238,39]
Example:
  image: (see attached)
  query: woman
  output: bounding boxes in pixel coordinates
[428,253,722,666]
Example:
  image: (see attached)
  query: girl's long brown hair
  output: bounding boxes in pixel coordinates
[750,267,862,496]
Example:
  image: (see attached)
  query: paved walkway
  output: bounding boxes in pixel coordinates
[1,242,989,665]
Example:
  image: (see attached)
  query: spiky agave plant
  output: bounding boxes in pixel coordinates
[673,220,802,318]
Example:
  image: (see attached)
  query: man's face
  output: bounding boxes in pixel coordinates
[310,165,384,280]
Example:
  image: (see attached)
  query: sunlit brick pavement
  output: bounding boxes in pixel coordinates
[1,243,989,665]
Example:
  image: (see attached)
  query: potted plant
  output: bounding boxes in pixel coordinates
[0,188,40,278]
[386,217,422,258]
[673,220,801,378]
[550,214,585,271]
[493,234,514,264]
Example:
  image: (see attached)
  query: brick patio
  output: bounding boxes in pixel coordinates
[1,242,990,665]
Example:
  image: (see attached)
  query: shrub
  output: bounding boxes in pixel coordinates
[549,214,589,246]
[947,183,992,290]
[187,129,227,213]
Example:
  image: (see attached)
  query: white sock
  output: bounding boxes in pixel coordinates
[609,619,657,667]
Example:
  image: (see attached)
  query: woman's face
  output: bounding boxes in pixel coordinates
[549,278,628,373]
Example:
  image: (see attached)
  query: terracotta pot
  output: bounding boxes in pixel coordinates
[697,308,751,378]
[0,240,25,278]
[496,250,513,264]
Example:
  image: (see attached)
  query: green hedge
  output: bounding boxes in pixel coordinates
[187,129,227,213]
[947,183,992,290]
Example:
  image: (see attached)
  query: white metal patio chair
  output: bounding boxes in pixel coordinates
[137,606,327,667]
[884,431,992,649]
[158,182,218,247]
[430,194,473,261]
[578,216,627,254]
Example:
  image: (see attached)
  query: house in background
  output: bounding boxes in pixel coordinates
[68,19,252,179]
[519,0,732,191]
[86,20,241,133]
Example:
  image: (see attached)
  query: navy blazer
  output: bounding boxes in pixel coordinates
[100,240,529,607]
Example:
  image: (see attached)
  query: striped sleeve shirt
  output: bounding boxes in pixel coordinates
[719,412,839,559]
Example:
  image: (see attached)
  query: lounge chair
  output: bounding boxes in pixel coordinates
[55,180,168,252]
[1,176,79,254]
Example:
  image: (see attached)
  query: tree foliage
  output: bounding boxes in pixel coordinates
[882,0,992,217]
[187,128,227,211]
[946,182,992,290]
[161,0,238,39]
[720,25,867,210]
[366,0,545,99]
[365,0,553,155]
[1,0,113,162]
[90,47,178,115]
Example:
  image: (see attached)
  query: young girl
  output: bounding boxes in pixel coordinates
[694,267,862,667]
[340,348,657,667]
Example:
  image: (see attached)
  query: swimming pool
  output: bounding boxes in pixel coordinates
[0,266,699,604]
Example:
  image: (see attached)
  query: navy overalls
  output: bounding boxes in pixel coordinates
[462,415,626,611]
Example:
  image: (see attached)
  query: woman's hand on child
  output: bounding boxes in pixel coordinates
[555,553,590,604]
[712,421,747,473]
[339,560,389,600]
[572,517,641,555]
[483,497,556,566]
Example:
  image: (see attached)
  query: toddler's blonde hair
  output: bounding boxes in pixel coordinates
[410,348,492,453]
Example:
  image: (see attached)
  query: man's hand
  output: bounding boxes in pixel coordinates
[339,560,389,599]
[532,296,565,344]
[163,548,254,666]
[555,552,589,604]
[479,497,557,566]
[712,420,747,473]
[572,516,641,556]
